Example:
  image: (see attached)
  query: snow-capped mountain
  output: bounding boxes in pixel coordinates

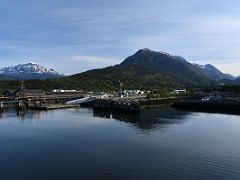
[0,62,64,80]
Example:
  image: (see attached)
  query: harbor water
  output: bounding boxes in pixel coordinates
[0,107,240,180]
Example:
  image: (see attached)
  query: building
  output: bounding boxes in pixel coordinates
[121,90,144,97]
[52,89,77,93]
[172,89,187,95]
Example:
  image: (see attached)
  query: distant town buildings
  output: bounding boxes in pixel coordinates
[52,89,77,93]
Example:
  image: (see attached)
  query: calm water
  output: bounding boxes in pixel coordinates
[0,107,240,180]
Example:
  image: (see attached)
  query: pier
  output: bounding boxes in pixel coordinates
[93,99,140,112]
[0,93,84,111]
[29,104,80,110]
[0,93,203,113]
[92,97,184,112]
[138,97,183,106]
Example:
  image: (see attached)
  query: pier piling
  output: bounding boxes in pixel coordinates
[0,102,4,111]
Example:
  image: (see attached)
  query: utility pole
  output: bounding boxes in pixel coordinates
[118,80,123,97]
[21,81,24,91]
[20,81,25,96]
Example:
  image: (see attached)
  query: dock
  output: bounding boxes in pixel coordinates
[29,104,80,111]
[93,99,140,112]
[92,97,184,112]
[138,97,183,106]
[0,93,197,112]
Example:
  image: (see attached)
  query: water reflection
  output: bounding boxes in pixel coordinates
[16,109,27,118]
[1,106,194,130]
[0,107,47,121]
[93,106,193,130]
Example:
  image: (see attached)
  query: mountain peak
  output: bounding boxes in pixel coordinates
[204,64,214,68]
[122,48,185,66]
[137,48,155,54]
[141,48,153,52]
[28,62,38,65]
[138,48,170,56]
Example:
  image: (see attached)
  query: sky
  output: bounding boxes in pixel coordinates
[1,0,240,76]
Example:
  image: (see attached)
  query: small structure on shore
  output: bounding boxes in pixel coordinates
[172,89,187,95]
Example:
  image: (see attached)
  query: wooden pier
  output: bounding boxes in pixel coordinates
[0,93,84,111]
[29,104,80,111]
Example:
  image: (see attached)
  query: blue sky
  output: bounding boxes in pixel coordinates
[1,0,240,75]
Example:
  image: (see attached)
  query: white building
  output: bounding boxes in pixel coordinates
[172,89,187,95]
[121,90,144,97]
[52,89,77,93]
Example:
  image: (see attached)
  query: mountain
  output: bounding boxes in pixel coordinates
[0,62,64,80]
[219,78,234,86]
[66,48,216,90]
[120,48,215,84]
[194,64,235,81]
[1,49,233,91]
[0,74,16,80]
[233,77,240,84]
[225,74,235,80]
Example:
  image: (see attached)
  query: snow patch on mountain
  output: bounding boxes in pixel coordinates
[0,62,64,80]
[0,62,59,74]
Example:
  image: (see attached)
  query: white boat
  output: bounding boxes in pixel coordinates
[66,97,94,105]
